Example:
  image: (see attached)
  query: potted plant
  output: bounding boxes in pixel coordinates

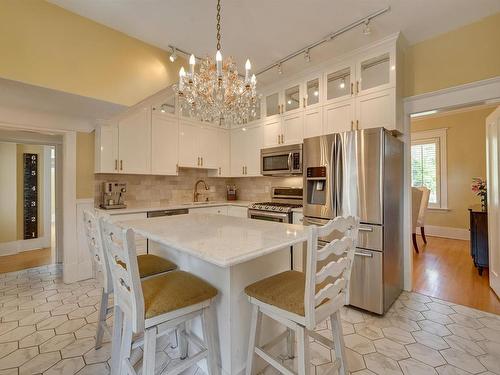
[471,177,487,211]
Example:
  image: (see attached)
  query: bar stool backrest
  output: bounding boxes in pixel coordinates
[83,209,113,293]
[304,216,358,329]
[100,217,145,333]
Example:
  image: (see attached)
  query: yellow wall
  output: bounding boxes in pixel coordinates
[0,143,18,242]
[0,0,185,106]
[411,107,495,229]
[405,12,500,97]
[76,132,95,199]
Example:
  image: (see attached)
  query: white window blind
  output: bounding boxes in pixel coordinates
[411,128,447,209]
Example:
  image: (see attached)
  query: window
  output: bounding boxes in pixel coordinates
[411,128,447,209]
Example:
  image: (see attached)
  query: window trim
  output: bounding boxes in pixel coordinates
[411,128,448,209]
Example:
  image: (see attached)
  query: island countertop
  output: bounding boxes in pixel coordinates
[117,213,308,268]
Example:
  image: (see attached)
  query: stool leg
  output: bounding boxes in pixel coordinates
[110,305,123,375]
[179,322,188,360]
[331,311,347,375]
[119,317,133,375]
[245,305,262,375]
[95,289,108,349]
[296,325,310,375]
[201,305,219,375]
[286,328,295,359]
[143,326,157,375]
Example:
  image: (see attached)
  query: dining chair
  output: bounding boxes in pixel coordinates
[416,186,431,245]
[82,209,178,349]
[100,217,220,375]
[244,216,358,375]
[411,187,430,253]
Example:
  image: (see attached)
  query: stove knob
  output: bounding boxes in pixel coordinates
[265,206,270,210]
[278,207,284,212]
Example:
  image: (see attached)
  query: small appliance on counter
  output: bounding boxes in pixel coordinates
[100,181,127,209]
[226,185,238,201]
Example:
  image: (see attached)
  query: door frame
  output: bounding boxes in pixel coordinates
[402,76,500,291]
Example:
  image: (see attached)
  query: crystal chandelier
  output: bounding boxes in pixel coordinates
[173,0,257,127]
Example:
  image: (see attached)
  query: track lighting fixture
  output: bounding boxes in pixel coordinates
[363,20,371,36]
[169,47,177,62]
[277,63,283,75]
[304,49,311,63]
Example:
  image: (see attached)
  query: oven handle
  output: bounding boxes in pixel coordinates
[287,152,292,171]
[248,209,290,220]
[304,217,330,226]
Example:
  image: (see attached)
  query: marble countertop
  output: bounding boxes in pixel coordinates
[118,213,308,267]
[96,200,253,215]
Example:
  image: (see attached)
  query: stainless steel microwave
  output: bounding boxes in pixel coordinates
[260,144,303,176]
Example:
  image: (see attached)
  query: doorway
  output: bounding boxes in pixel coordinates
[408,103,500,314]
[0,131,63,273]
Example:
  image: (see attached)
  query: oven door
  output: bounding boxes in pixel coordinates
[248,209,290,223]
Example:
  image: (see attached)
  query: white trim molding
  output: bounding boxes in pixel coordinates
[421,225,469,241]
[0,236,51,256]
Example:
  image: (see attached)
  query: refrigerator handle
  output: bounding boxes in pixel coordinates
[331,136,337,215]
[335,135,344,216]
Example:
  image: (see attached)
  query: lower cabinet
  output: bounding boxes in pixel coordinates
[189,206,228,215]
[227,205,248,218]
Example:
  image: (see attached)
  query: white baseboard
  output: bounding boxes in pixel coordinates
[422,225,469,241]
[0,236,51,256]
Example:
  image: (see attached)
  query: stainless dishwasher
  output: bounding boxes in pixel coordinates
[145,208,189,251]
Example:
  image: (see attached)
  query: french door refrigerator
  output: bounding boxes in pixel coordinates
[303,127,403,314]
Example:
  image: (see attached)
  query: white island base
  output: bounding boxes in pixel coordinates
[150,241,291,375]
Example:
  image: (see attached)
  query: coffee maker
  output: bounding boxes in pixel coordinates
[100,182,127,209]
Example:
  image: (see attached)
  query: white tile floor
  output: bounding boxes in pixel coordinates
[0,264,499,375]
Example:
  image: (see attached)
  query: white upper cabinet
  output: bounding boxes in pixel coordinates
[178,121,200,168]
[231,124,263,176]
[283,84,302,114]
[356,50,395,96]
[151,111,178,176]
[230,128,246,177]
[265,92,281,118]
[304,107,323,139]
[355,89,395,130]
[323,100,355,134]
[118,107,151,174]
[198,125,219,169]
[325,63,355,104]
[282,112,304,145]
[216,129,230,177]
[95,123,119,173]
[262,117,282,147]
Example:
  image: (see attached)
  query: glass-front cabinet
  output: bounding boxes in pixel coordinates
[356,51,395,95]
[284,84,301,113]
[265,92,281,117]
[325,65,354,104]
[305,78,320,107]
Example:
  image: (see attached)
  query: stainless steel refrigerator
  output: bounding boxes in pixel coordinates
[302,127,403,314]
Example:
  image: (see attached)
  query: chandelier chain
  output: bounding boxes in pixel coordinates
[216,0,221,51]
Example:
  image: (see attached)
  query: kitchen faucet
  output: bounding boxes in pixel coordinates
[193,179,209,202]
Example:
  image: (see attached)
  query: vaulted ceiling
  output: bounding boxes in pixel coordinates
[48,0,500,84]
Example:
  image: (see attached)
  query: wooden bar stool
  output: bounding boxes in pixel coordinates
[244,216,358,375]
[82,209,177,350]
[100,217,220,375]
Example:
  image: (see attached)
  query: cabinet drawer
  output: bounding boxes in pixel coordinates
[357,224,382,251]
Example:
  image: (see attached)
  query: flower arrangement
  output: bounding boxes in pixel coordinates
[471,177,487,210]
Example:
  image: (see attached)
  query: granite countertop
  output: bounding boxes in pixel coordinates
[118,213,308,267]
[96,200,253,215]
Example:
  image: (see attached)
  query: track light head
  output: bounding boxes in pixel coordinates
[304,49,311,63]
[277,63,283,75]
[363,20,371,36]
[169,47,178,62]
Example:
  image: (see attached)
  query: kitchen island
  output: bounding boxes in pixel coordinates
[118,213,308,375]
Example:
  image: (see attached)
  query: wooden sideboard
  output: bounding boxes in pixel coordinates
[469,205,489,275]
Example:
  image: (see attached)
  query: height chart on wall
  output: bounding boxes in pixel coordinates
[23,153,38,240]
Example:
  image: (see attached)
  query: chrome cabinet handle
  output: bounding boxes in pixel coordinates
[355,252,373,258]
[359,227,374,232]
[120,160,123,171]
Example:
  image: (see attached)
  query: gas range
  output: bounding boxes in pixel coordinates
[248,187,303,224]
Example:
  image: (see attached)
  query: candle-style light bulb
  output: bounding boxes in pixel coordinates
[251,74,256,85]
[189,54,196,76]
[179,66,186,91]
[245,59,251,82]
[216,50,222,76]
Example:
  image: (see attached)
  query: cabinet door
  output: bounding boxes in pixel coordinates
[284,84,302,114]
[304,76,322,110]
[262,118,282,147]
[96,124,119,173]
[199,126,219,169]
[151,113,178,175]
[230,128,246,177]
[178,121,200,168]
[227,206,248,218]
[118,107,151,174]
[304,108,323,139]
[323,100,354,135]
[190,206,227,215]
[356,51,394,96]
[245,126,263,176]
[325,64,355,104]
[216,129,230,177]
[355,88,395,130]
[282,112,303,145]
[265,92,281,117]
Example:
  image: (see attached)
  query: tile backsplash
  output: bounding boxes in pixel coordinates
[94,169,303,208]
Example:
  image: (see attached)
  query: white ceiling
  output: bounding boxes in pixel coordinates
[48,0,499,85]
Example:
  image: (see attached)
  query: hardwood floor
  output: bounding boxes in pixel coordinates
[413,235,500,315]
[0,247,53,274]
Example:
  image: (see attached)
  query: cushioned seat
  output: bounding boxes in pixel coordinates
[245,270,328,316]
[142,271,218,319]
[137,254,177,278]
